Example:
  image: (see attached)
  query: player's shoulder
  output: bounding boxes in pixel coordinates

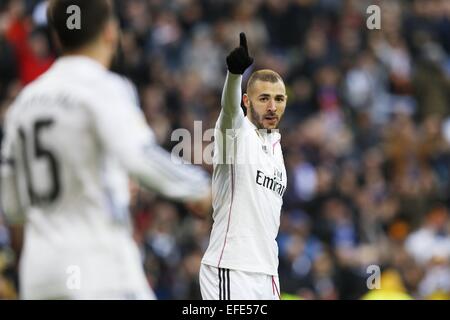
[69,61,138,107]
[15,67,53,98]
[5,76,47,123]
[222,116,253,136]
[44,56,132,98]
[104,72,139,105]
[9,57,140,118]
[6,61,80,113]
[55,57,138,107]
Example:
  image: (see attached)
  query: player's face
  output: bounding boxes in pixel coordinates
[244,80,287,131]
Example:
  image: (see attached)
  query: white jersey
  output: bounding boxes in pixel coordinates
[201,73,287,276]
[0,56,210,299]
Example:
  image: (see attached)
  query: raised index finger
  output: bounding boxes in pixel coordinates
[239,32,248,52]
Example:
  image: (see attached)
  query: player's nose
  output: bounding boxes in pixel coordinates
[267,99,277,112]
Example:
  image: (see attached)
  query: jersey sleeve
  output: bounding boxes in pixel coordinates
[214,72,245,165]
[217,72,245,133]
[90,77,210,201]
[0,112,26,225]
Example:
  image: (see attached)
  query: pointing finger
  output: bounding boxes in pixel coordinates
[239,32,248,52]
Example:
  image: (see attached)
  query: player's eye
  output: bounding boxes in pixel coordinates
[276,97,285,102]
[260,97,269,102]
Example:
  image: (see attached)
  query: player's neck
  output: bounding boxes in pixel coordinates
[246,116,277,135]
[64,44,112,69]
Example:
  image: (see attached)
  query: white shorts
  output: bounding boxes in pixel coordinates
[199,264,280,300]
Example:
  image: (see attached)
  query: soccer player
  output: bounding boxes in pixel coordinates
[0,0,211,300]
[200,33,288,300]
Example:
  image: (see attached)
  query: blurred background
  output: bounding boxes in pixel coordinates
[1,0,450,300]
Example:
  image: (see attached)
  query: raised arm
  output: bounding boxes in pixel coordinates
[217,33,254,132]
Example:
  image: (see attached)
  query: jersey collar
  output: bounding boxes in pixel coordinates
[55,55,107,73]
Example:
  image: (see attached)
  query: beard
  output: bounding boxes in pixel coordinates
[249,102,281,133]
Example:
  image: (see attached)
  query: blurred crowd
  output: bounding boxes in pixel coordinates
[1,0,450,300]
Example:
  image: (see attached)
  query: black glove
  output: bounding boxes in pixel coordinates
[226,32,254,75]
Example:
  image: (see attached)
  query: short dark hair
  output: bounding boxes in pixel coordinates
[247,69,284,93]
[47,0,114,52]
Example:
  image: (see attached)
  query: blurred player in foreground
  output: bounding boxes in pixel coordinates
[0,0,211,300]
[200,33,288,300]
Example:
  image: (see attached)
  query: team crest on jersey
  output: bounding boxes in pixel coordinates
[274,168,283,181]
[262,145,268,154]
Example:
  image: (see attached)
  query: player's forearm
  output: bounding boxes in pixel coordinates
[221,72,242,116]
[218,72,244,131]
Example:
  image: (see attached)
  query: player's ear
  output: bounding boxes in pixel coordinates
[103,18,119,48]
[243,93,250,111]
